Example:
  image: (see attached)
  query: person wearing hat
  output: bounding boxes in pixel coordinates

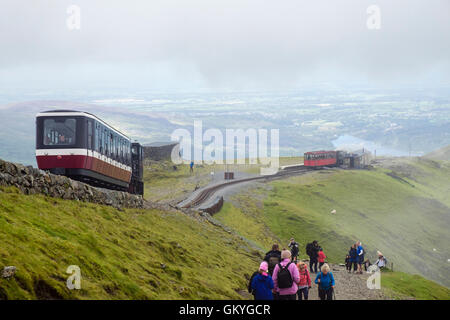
[374,251,388,269]
[250,261,274,300]
[272,250,300,300]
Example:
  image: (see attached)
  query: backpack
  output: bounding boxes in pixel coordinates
[306,243,312,256]
[277,263,293,289]
[268,256,280,275]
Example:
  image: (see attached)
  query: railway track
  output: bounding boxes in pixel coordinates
[178,165,311,209]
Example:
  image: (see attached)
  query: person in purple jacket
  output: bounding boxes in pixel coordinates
[272,250,300,300]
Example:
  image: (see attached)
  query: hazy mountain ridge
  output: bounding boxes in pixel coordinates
[424,145,450,161]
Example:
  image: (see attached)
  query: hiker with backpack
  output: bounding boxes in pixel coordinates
[306,240,320,273]
[250,261,274,300]
[318,247,326,270]
[264,244,282,276]
[296,261,311,300]
[288,238,300,263]
[314,263,335,300]
[272,250,300,300]
[356,241,365,274]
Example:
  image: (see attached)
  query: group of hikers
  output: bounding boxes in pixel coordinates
[249,239,334,301]
[249,239,388,300]
[345,241,388,274]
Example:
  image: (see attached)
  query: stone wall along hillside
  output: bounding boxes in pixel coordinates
[0,158,143,209]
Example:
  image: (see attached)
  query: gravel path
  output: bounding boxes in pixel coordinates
[307,264,387,300]
[240,263,389,300]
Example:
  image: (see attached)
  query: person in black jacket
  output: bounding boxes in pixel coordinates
[306,240,319,273]
[264,244,282,276]
[348,244,358,273]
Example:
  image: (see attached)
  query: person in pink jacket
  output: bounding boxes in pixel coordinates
[272,250,300,300]
[296,261,312,300]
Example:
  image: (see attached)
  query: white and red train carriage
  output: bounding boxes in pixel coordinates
[36,110,143,195]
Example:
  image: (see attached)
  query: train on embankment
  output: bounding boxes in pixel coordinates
[35,110,144,195]
[304,150,370,168]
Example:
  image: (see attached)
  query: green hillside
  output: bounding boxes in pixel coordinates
[215,157,450,293]
[0,186,260,299]
[381,270,450,300]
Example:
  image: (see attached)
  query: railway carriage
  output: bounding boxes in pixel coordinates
[36,110,144,195]
[304,150,337,167]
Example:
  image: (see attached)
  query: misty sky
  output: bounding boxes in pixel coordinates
[0,0,449,91]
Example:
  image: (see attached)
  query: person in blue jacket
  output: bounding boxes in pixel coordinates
[251,261,274,300]
[315,263,335,300]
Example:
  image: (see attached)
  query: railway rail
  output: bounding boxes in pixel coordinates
[178,165,311,209]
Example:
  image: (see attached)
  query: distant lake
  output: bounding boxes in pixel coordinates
[331,135,419,156]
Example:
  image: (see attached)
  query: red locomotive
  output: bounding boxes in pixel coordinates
[304,150,337,167]
[35,110,143,195]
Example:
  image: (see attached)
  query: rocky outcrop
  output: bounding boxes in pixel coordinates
[0,158,143,209]
[143,142,179,161]
[199,196,224,215]
[2,266,17,279]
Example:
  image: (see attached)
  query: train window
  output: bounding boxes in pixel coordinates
[95,123,100,152]
[115,136,119,160]
[104,128,108,156]
[43,118,76,146]
[99,125,103,154]
[110,133,114,158]
[87,121,93,150]
[127,141,130,165]
[120,139,123,163]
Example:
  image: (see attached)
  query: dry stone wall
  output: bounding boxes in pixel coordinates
[0,158,143,209]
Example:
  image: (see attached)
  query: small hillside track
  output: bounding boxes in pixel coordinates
[178,166,311,209]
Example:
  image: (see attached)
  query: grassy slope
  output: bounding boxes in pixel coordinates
[0,186,260,300]
[381,270,450,300]
[215,158,450,299]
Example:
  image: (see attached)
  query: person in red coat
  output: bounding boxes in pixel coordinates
[296,261,312,300]
[318,248,327,269]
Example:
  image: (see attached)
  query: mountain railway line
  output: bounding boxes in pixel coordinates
[178,165,312,209]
